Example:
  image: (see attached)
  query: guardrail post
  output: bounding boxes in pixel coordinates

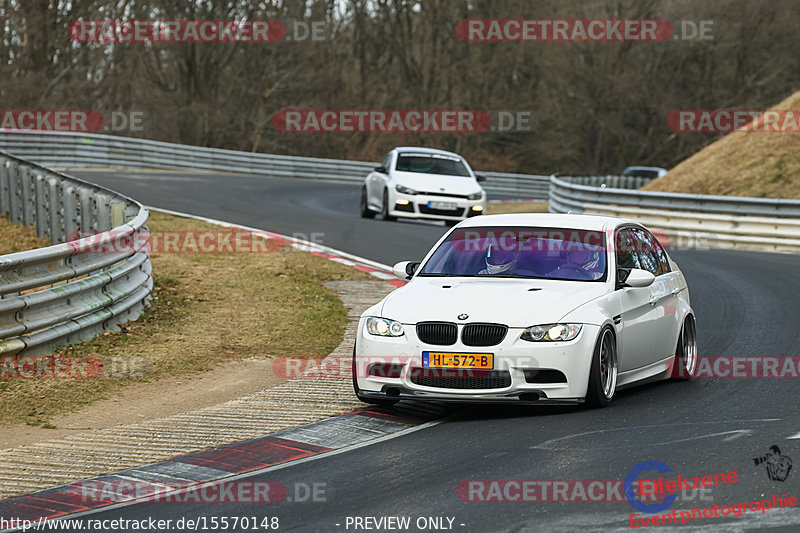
[34,172,48,238]
[0,160,10,217]
[48,177,64,244]
[79,186,95,232]
[8,163,22,224]
[21,166,35,227]
[96,193,112,231]
[64,185,79,238]
[111,201,125,228]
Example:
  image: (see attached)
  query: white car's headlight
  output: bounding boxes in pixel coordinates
[467,191,484,200]
[395,185,418,195]
[521,323,582,342]
[366,317,405,337]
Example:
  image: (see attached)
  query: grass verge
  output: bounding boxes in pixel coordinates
[0,211,372,426]
[486,201,549,214]
[645,90,800,198]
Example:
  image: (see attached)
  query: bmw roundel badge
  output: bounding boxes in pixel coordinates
[457,313,469,320]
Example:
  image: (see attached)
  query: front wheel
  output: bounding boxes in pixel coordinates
[381,189,396,221]
[360,186,375,218]
[670,315,698,380]
[584,327,617,408]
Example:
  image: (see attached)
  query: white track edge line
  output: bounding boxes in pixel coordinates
[147,206,393,273]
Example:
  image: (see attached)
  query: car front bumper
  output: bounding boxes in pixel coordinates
[355,319,600,403]
[387,189,486,221]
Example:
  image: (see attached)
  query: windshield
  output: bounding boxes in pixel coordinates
[418,227,608,281]
[395,153,471,177]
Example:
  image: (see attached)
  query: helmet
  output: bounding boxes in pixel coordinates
[567,248,600,270]
[486,249,517,274]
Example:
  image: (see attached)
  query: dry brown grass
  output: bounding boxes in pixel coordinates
[0,211,373,426]
[0,216,50,254]
[645,91,800,198]
[486,201,549,214]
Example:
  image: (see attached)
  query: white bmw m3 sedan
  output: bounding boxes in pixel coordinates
[353,213,697,408]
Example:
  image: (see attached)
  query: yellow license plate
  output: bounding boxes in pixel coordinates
[422,352,493,369]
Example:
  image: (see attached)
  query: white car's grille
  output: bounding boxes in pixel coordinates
[409,368,512,389]
[416,322,458,345]
[461,323,508,346]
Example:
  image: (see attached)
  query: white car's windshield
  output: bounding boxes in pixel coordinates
[418,227,608,281]
[395,153,471,177]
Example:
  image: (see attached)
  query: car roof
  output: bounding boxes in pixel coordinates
[457,213,638,231]
[394,146,463,158]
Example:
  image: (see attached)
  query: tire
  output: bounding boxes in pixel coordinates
[360,186,375,219]
[584,327,618,408]
[670,315,698,380]
[381,189,396,221]
[352,346,398,408]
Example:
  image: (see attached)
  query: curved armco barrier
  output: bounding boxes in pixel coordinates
[0,130,551,199]
[550,175,800,253]
[0,150,152,357]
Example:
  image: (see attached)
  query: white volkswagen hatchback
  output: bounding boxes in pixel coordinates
[353,213,697,408]
[360,147,487,224]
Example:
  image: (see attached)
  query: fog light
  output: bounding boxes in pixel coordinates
[471,205,484,211]
[396,199,410,205]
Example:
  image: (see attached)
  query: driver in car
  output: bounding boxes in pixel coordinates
[546,247,603,279]
[478,248,518,275]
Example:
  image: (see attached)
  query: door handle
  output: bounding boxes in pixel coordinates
[648,297,658,306]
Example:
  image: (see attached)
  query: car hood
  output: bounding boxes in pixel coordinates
[379,278,610,327]
[393,171,482,195]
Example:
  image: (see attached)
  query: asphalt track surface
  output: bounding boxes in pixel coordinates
[55,170,800,532]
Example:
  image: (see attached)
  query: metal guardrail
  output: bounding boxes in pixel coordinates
[0,131,550,199]
[550,175,800,253]
[0,150,152,357]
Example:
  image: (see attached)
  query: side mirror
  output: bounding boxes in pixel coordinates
[623,268,655,288]
[475,174,487,182]
[374,165,388,174]
[392,261,420,280]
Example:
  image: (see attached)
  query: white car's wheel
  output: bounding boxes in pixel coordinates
[671,315,698,380]
[360,187,376,219]
[381,189,396,221]
[585,327,617,408]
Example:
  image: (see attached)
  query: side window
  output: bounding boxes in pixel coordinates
[615,229,640,271]
[633,229,660,275]
[381,152,393,171]
[634,227,671,276]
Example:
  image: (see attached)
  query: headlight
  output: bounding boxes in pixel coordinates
[366,317,405,337]
[395,185,418,195]
[467,191,483,200]
[521,323,582,342]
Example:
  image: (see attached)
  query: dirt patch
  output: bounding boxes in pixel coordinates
[0,211,373,428]
[0,358,282,448]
